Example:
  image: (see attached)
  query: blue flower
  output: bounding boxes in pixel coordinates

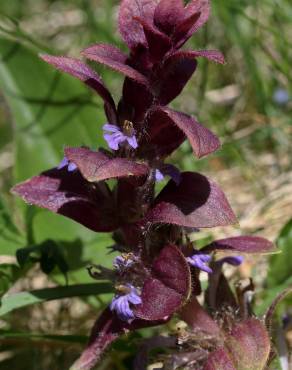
[187,252,244,274]
[110,284,142,322]
[155,169,165,182]
[273,88,289,106]
[186,253,212,273]
[103,123,138,151]
[113,255,134,270]
[57,156,77,172]
[155,164,181,185]
[217,255,244,266]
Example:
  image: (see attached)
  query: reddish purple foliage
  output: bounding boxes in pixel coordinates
[64,147,149,182]
[134,245,191,320]
[12,1,278,369]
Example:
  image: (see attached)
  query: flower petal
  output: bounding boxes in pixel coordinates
[155,169,164,182]
[160,164,181,185]
[67,162,78,172]
[128,292,142,305]
[104,132,125,150]
[218,256,244,266]
[187,255,213,274]
[57,157,69,170]
[103,123,121,133]
[126,135,138,149]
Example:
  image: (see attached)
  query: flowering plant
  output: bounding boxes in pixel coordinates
[12,0,287,369]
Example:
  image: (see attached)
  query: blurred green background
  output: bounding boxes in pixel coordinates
[0,0,291,369]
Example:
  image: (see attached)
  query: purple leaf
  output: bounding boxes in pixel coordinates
[145,172,237,228]
[70,309,126,370]
[133,336,176,370]
[225,318,271,370]
[202,236,275,254]
[265,287,292,332]
[116,179,146,228]
[134,17,172,60]
[205,260,237,311]
[153,107,220,158]
[71,308,168,370]
[204,348,236,370]
[12,169,118,232]
[176,0,210,48]
[118,0,160,49]
[40,54,117,123]
[64,147,149,182]
[180,297,220,335]
[134,245,191,321]
[82,44,149,86]
[153,56,197,105]
[168,49,225,65]
[140,107,186,158]
[172,11,201,45]
[121,78,154,123]
[153,0,184,34]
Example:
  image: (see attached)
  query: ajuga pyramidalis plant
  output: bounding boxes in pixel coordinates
[12,1,289,369]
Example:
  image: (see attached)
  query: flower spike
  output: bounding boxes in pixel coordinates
[10,1,277,369]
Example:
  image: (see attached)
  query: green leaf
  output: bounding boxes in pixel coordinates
[16,239,69,277]
[268,219,292,288]
[0,36,114,260]
[0,282,113,316]
[0,330,87,344]
[0,37,106,182]
[255,276,292,316]
[0,263,21,298]
[0,195,25,255]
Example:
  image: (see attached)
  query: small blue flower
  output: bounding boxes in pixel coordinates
[155,169,165,182]
[110,284,142,322]
[273,88,289,106]
[103,123,138,151]
[187,253,243,274]
[113,255,134,270]
[218,255,244,266]
[57,156,77,172]
[155,164,181,185]
[186,253,212,274]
